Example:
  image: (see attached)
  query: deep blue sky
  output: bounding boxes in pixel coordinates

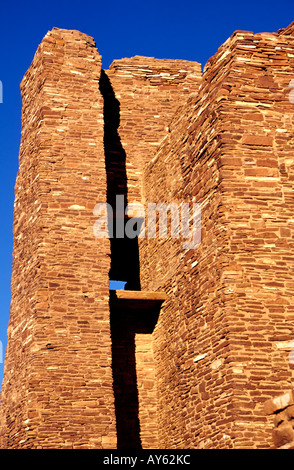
[0,0,293,387]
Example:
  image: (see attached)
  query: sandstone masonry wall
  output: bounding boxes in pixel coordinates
[102,56,201,449]
[105,56,201,205]
[1,22,294,449]
[0,28,117,448]
[0,29,202,449]
[139,24,294,448]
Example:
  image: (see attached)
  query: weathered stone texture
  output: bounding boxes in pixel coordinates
[264,390,294,448]
[139,25,294,448]
[0,28,117,448]
[1,22,294,449]
[105,56,201,205]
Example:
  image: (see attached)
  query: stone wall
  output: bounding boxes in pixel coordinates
[0,28,117,448]
[1,22,294,449]
[99,51,202,449]
[0,29,201,449]
[100,56,201,289]
[105,56,201,205]
[139,23,294,448]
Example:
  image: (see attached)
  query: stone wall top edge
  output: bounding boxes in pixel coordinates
[278,21,294,36]
[20,27,101,91]
[203,22,294,71]
[143,21,294,176]
[49,26,96,43]
[19,20,294,93]
[108,55,202,72]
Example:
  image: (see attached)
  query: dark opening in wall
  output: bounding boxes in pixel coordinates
[109,291,162,449]
[100,69,148,448]
[99,69,141,291]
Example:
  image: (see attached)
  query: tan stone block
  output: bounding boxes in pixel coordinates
[273,422,294,448]
[273,409,288,427]
[242,135,273,146]
[243,112,264,121]
[264,390,294,415]
[244,167,279,177]
[286,405,294,420]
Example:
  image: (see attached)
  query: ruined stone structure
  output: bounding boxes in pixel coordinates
[0,22,294,449]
